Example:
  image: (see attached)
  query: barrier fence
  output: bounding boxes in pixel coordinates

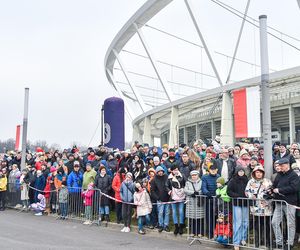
[3,182,294,249]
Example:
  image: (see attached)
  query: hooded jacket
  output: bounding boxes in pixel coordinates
[227,167,248,206]
[245,165,273,216]
[150,173,169,202]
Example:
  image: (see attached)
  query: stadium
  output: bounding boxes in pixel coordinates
[104,0,300,147]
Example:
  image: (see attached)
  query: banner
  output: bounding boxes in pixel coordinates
[233,86,261,138]
[15,125,21,151]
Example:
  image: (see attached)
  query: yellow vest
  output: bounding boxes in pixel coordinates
[0,176,7,191]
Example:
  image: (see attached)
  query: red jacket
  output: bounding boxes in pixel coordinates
[214,222,232,237]
[112,173,125,201]
[82,189,94,206]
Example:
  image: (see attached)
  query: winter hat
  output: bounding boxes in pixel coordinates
[50,167,56,173]
[86,162,92,167]
[148,168,156,175]
[216,177,225,186]
[239,149,249,157]
[73,161,80,166]
[250,156,258,161]
[155,166,164,173]
[252,165,265,179]
[190,170,200,176]
[153,156,160,162]
[209,162,218,170]
[277,158,289,165]
[235,166,245,174]
[37,194,44,200]
[126,172,133,179]
[169,148,176,153]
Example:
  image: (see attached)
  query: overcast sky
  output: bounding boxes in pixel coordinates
[0,0,300,149]
[0,0,146,149]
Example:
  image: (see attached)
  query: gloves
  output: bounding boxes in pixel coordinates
[194,191,199,196]
[191,193,196,198]
[216,194,221,199]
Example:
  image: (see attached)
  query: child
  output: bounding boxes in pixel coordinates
[134,182,152,234]
[214,212,232,245]
[30,193,46,216]
[58,180,69,220]
[20,169,29,210]
[216,177,231,216]
[0,169,7,211]
[82,182,94,225]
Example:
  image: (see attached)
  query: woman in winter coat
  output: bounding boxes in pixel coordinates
[134,182,152,234]
[112,167,126,223]
[120,172,135,232]
[133,160,147,183]
[245,165,273,248]
[184,170,204,237]
[227,166,249,250]
[166,164,186,235]
[94,166,112,223]
[8,164,21,207]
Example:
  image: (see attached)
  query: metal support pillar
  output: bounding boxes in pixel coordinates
[143,116,152,144]
[211,120,216,140]
[169,106,179,147]
[113,50,146,112]
[21,88,29,171]
[289,105,296,143]
[106,68,134,121]
[259,15,272,179]
[132,124,143,144]
[134,23,174,102]
[220,91,234,146]
[185,0,223,87]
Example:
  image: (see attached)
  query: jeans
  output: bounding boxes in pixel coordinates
[171,202,184,224]
[216,236,230,245]
[138,214,151,230]
[157,203,170,227]
[99,205,109,215]
[60,202,68,217]
[85,206,92,221]
[272,203,296,246]
[233,206,248,245]
[150,204,158,226]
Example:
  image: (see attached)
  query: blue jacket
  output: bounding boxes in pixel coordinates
[120,180,134,202]
[34,175,46,191]
[201,173,219,197]
[67,171,83,193]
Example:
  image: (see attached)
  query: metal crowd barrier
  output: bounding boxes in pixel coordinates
[4,182,296,249]
[186,194,294,249]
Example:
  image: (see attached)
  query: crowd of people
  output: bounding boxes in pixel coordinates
[0,138,300,249]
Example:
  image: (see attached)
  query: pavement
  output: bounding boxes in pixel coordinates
[0,209,219,250]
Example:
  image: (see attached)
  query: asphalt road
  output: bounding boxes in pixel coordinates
[0,210,217,250]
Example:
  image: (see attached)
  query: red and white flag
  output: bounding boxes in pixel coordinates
[233,86,261,138]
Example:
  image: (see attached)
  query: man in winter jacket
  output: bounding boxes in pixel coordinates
[178,152,195,179]
[272,158,300,249]
[274,143,296,166]
[150,166,170,232]
[216,148,236,183]
[163,148,178,173]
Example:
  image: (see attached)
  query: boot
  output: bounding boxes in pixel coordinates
[174,224,179,235]
[104,215,110,222]
[179,224,185,235]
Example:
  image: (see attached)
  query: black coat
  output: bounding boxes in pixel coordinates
[150,174,169,202]
[227,175,248,206]
[94,174,112,206]
[216,158,236,182]
[178,160,195,179]
[273,168,300,205]
[274,151,296,166]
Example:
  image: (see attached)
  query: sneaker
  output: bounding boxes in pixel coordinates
[148,225,154,229]
[83,220,89,225]
[138,229,145,235]
[241,240,247,246]
[164,226,170,232]
[34,212,42,216]
[125,227,130,233]
[121,227,127,232]
[158,226,163,233]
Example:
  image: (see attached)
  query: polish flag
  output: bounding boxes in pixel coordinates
[233,86,261,138]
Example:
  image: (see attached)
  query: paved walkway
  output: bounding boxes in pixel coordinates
[0,209,218,250]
